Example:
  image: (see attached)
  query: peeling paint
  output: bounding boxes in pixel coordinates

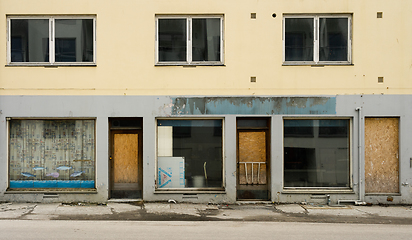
[170,97,336,115]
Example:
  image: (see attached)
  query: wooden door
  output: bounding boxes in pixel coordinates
[365,118,399,194]
[110,131,142,199]
[237,130,269,200]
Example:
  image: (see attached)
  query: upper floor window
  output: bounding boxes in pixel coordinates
[7,16,96,65]
[283,15,351,65]
[156,15,223,65]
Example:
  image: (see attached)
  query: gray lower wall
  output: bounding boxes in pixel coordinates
[0,95,411,204]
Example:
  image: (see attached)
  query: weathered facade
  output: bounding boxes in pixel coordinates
[1,0,411,204]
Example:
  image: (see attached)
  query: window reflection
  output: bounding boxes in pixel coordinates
[284,119,350,188]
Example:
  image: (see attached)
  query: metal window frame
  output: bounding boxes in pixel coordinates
[283,14,352,65]
[6,15,96,66]
[155,15,224,66]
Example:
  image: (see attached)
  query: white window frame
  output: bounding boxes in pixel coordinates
[283,14,352,65]
[155,117,225,192]
[6,15,96,66]
[155,15,224,66]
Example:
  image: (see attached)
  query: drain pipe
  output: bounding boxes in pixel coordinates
[338,107,366,206]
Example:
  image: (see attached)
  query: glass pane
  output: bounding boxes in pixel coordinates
[237,119,268,128]
[10,19,49,62]
[158,19,187,62]
[319,18,348,61]
[9,120,95,189]
[284,119,349,187]
[157,120,223,188]
[192,18,221,62]
[285,18,313,61]
[55,19,94,62]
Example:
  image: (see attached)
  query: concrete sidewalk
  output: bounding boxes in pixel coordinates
[1,201,412,224]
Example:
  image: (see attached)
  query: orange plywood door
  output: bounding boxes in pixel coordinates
[365,118,399,194]
[113,133,139,185]
[238,131,267,185]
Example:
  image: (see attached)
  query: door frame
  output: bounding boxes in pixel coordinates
[236,117,271,200]
[109,118,143,199]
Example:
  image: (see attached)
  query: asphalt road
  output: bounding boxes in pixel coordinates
[0,220,411,240]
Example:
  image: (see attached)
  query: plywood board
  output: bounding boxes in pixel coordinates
[365,118,399,193]
[114,134,139,184]
[238,131,267,185]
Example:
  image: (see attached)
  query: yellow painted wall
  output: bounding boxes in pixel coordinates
[1,0,411,95]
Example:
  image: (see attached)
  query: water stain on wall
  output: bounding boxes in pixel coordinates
[170,97,335,115]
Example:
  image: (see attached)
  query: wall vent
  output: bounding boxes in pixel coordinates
[251,13,256,19]
[251,76,256,82]
[377,12,383,18]
[43,193,59,199]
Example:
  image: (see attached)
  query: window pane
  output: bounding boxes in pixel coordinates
[157,120,223,188]
[11,19,49,62]
[284,119,349,188]
[55,19,94,62]
[319,18,348,61]
[192,18,221,62]
[158,19,187,62]
[9,120,95,189]
[285,18,313,61]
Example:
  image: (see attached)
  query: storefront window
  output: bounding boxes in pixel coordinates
[284,119,350,188]
[9,119,95,189]
[157,119,223,189]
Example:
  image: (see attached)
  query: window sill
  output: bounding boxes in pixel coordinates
[282,62,353,67]
[5,64,97,67]
[6,188,97,194]
[155,188,225,194]
[365,193,401,196]
[155,63,225,67]
[282,188,354,194]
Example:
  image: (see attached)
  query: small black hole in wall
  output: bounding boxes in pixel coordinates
[251,76,256,82]
[377,12,383,18]
[251,13,256,19]
[272,13,276,18]
[378,77,384,83]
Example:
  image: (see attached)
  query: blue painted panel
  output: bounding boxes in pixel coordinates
[80,181,95,188]
[33,180,58,188]
[9,180,95,188]
[10,180,34,188]
[171,97,336,115]
[57,181,81,188]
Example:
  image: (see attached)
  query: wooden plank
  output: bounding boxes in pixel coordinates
[114,134,139,184]
[365,118,399,193]
[238,131,267,185]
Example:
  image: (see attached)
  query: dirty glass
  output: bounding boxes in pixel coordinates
[10,19,49,62]
[319,18,348,61]
[157,120,223,189]
[285,18,313,61]
[284,119,350,188]
[55,19,94,62]
[192,18,221,61]
[9,120,95,189]
[158,19,187,62]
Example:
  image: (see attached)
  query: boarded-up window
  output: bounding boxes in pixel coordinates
[365,118,399,194]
